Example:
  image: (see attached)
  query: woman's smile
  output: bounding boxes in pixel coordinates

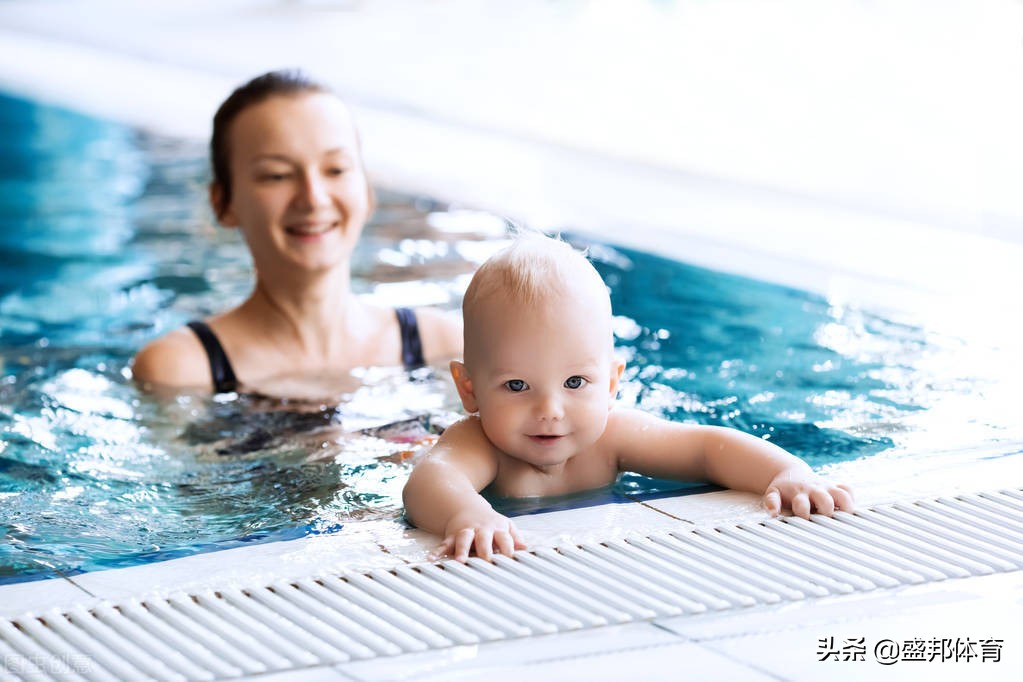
[284,220,338,238]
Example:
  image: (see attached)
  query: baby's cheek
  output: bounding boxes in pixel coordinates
[581,405,611,440]
[479,413,516,449]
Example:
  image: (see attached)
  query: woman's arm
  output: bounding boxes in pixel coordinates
[402,417,525,561]
[611,408,853,517]
[413,307,463,364]
[131,327,212,389]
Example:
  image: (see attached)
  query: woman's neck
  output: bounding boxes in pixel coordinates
[246,265,359,361]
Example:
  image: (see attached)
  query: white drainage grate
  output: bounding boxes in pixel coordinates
[2,489,1022,680]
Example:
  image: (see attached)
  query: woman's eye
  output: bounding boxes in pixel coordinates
[564,376,586,389]
[259,172,290,182]
[504,379,527,392]
[325,167,347,177]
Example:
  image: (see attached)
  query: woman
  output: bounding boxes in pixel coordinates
[132,71,462,394]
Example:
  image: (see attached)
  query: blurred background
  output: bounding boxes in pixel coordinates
[0,0,1021,299]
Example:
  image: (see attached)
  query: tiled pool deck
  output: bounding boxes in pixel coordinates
[1,1,1022,679]
[3,454,1021,680]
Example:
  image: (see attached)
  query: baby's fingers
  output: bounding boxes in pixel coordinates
[790,493,812,519]
[430,536,455,561]
[453,528,477,563]
[763,487,782,516]
[493,530,517,558]
[492,522,528,557]
[809,487,835,517]
[832,484,855,511]
[473,528,495,562]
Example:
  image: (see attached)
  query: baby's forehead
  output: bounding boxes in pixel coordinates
[462,238,614,334]
[465,292,613,354]
[468,275,606,316]
[479,249,605,291]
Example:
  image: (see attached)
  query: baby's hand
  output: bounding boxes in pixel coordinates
[433,510,527,563]
[763,466,854,519]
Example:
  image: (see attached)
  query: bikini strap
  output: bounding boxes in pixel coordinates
[394,307,425,369]
[186,320,239,393]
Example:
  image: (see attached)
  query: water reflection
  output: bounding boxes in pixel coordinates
[0,93,161,352]
[587,240,1023,467]
[1,353,465,582]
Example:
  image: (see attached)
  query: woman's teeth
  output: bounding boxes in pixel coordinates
[286,223,334,236]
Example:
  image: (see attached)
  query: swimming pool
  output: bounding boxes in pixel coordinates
[2,92,1020,585]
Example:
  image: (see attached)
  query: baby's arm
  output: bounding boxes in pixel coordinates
[402,418,526,562]
[612,409,853,518]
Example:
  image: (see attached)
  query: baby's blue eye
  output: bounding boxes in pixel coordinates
[505,379,527,392]
[564,376,586,389]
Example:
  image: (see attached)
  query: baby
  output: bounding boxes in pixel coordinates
[402,232,853,561]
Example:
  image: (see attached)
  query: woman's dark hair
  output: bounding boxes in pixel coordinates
[210,70,330,218]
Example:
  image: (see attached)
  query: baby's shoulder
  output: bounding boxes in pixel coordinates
[604,406,661,432]
[428,417,504,477]
[600,407,689,448]
[438,415,495,449]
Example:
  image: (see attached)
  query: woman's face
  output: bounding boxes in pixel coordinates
[216,92,372,277]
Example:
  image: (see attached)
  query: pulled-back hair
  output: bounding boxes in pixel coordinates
[209,69,330,218]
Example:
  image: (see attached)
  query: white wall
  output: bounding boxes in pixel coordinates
[1,0,1020,311]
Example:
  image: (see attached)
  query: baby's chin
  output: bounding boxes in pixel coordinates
[510,439,576,468]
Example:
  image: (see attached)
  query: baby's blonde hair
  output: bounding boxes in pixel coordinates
[461,232,612,362]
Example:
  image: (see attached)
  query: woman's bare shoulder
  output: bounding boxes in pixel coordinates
[413,306,463,362]
[131,326,211,389]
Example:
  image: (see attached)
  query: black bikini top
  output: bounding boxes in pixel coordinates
[186,307,426,393]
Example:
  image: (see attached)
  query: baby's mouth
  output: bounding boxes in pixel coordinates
[528,434,564,443]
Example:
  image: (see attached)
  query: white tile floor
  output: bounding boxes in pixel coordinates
[4,481,1022,681]
[339,627,771,682]
[669,571,1023,682]
[0,577,92,618]
[0,491,718,619]
[1,2,1022,680]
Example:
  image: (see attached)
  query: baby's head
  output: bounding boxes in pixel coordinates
[461,232,615,366]
[452,232,624,465]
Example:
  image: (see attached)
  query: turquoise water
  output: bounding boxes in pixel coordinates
[1,93,1018,584]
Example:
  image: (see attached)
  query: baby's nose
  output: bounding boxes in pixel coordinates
[535,393,564,420]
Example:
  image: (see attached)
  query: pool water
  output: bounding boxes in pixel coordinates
[2,93,1020,584]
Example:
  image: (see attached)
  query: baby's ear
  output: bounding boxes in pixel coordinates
[608,359,625,406]
[450,361,478,413]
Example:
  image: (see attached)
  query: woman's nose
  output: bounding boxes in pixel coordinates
[297,172,331,209]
